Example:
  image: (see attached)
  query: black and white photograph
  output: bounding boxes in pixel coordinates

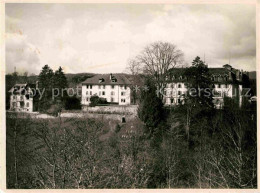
[3,2,258,190]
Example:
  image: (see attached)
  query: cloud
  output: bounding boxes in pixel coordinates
[5,33,41,74]
[5,4,256,75]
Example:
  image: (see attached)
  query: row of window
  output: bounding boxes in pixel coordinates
[12,95,24,100]
[166,75,229,82]
[86,85,128,89]
[166,86,230,96]
[12,102,30,107]
[85,98,126,103]
[167,83,186,88]
[166,83,230,89]
[168,98,183,104]
[212,76,229,82]
[86,91,126,96]
[166,91,184,96]
[215,84,229,88]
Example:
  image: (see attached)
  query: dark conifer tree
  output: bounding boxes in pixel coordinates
[138,77,164,135]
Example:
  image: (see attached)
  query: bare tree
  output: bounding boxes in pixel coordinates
[126,59,142,76]
[134,41,184,99]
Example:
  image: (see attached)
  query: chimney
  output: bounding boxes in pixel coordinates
[236,70,241,81]
[36,81,39,89]
[110,73,113,80]
[228,71,232,81]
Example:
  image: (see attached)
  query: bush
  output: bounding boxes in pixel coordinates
[90,95,107,107]
[46,104,62,117]
[115,124,121,133]
[64,95,81,110]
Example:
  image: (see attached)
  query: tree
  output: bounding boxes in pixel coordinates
[38,65,54,92]
[38,65,54,111]
[183,56,214,141]
[133,41,184,99]
[54,66,68,96]
[138,77,164,135]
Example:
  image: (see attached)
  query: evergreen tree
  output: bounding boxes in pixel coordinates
[38,64,54,92]
[38,65,54,111]
[54,66,68,100]
[138,77,164,135]
[183,56,214,143]
[54,66,68,90]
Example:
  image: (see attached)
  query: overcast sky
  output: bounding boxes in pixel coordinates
[5,3,256,75]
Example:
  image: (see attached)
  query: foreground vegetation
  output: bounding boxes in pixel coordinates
[6,100,256,189]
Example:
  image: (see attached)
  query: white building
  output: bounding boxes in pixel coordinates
[164,64,247,109]
[9,83,36,112]
[81,73,131,106]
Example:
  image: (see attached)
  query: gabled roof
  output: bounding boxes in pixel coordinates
[81,74,131,85]
[9,83,36,93]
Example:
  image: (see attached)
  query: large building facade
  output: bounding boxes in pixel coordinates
[81,74,131,106]
[9,83,36,112]
[164,64,248,109]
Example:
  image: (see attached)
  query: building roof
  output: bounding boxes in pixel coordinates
[9,83,36,93]
[81,74,131,85]
[208,68,230,76]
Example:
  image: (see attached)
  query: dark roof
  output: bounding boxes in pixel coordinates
[208,68,230,76]
[81,74,131,85]
[9,83,36,93]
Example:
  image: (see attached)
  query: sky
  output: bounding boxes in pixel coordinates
[5,3,256,75]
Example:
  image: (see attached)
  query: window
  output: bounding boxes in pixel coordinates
[13,96,16,100]
[90,85,92,89]
[177,99,181,104]
[86,85,89,89]
[171,99,174,104]
[86,91,88,95]
[225,84,228,88]
[103,85,105,89]
[86,98,89,101]
[111,85,114,89]
[178,91,182,95]
[102,91,105,95]
[98,85,101,89]
[26,102,29,107]
[172,83,175,88]
[121,99,125,103]
[124,86,127,89]
[178,84,182,88]
[111,91,115,95]
[121,92,125,96]
[111,98,114,102]
[218,84,221,88]
[90,91,92,95]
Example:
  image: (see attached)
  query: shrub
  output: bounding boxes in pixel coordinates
[64,95,81,110]
[115,124,121,133]
[90,95,107,107]
[46,104,62,117]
